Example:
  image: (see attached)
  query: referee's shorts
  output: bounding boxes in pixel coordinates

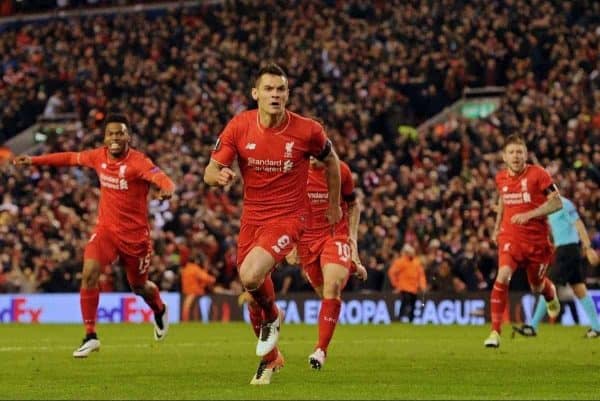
[548,243,586,286]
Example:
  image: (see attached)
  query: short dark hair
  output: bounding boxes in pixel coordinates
[503,134,527,150]
[103,113,130,132]
[254,63,287,87]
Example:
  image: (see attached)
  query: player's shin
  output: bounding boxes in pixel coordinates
[578,294,600,331]
[490,282,508,333]
[248,275,278,322]
[317,298,341,352]
[80,288,100,335]
[540,277,556,302]
[530,296,547,330]
[136,281,165,314]
[248,300,264,337]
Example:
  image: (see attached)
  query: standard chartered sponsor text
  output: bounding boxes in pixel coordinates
[248,157,285,172]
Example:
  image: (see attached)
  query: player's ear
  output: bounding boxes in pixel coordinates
[251,87,258,101]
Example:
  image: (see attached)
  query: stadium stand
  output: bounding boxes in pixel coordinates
[0,0,598,294]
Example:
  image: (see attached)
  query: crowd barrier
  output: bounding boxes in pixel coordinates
[0,292,180,323]
[2,291,598,326]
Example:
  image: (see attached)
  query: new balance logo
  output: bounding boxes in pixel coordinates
[246,143,256,150]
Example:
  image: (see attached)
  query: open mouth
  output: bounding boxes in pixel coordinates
[109,143,121,151]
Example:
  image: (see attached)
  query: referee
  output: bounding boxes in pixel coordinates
[513,196,600,338]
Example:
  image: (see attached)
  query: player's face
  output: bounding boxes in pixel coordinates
[252,74,289,116]
[104,122,130,158]
[502,143,527,174]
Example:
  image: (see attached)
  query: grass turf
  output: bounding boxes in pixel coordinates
[0,323,598,400]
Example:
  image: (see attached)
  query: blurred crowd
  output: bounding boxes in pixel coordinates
[0,0,169,17]
[0,0,599,296]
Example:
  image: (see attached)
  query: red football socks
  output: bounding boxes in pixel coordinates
[490,282,508,333]
[541,277,556,302]
[80,288,99,335]
[248,300,263,337]
[141,283,165,314]
[248,299,279,362]
[317,298,341,352]
[248,276,278,322]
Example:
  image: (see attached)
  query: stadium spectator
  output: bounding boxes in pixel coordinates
[387,244,427,322]
[180,252,216,321]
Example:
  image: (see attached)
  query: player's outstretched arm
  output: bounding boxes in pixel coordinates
[152,173,176,200]
[136,157,177,200]
[323,151,342,225]
[13,152,81,168]
[203,159,236,187]
[12,155,32,166]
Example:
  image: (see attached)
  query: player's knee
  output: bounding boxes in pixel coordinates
[495,266,512,284]
[81,263,101,287]
[239,269,263,291]
[131,284,145,295]
[322,278,343,299]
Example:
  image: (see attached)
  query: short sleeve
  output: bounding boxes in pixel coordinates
[137,155,175,191]
[308,121,329,157]
[136,156,158,178]
[562,198,580,223]
[211,118,240,167]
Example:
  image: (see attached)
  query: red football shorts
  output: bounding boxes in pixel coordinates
[237,217,306,267]
[498,237,553,286]
[298,234,353,288]
[84,228,152,287]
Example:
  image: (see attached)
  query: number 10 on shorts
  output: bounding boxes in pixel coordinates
[335,241,351,262]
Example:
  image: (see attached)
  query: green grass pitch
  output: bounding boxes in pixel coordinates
[0,323,598,400]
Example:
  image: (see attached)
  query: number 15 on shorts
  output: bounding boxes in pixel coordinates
[138,252,151,274]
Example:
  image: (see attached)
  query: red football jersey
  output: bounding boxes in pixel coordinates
[32,147,174,240]
[302,161,354,243]
[211,109,329,224]
[495,164,554,244]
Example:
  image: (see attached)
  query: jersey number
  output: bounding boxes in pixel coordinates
[138,252,152,274]
[335,241,351,262]
[271,235,291,254]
